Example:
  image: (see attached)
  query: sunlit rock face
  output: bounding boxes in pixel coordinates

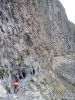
[0,0,75,99]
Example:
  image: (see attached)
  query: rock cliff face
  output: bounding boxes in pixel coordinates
[0,0,75,100]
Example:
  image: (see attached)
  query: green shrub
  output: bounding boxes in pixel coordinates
[6,85,11,93]
[0,66,9,78]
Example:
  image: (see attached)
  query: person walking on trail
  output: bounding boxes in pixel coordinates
[14,75,19,82]
[22,70,26,78]
[32,67,35,74]
[19,72,23,79]
[14,79,19,93]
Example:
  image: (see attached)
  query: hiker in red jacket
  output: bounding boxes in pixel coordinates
[14,79,19,93]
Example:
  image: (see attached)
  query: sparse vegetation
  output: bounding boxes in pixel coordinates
[26,49,30,55]
[6,85,11,93]
[0,66,9,79]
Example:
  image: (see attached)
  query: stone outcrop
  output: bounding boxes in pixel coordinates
[0,0,75,99]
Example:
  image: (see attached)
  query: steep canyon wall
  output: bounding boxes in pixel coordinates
[0,0,75,99]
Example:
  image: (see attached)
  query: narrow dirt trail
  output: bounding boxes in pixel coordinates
[12,74,40,100]
[13,75,34,100]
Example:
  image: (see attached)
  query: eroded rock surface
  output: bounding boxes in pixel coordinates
[0,0,75,100]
